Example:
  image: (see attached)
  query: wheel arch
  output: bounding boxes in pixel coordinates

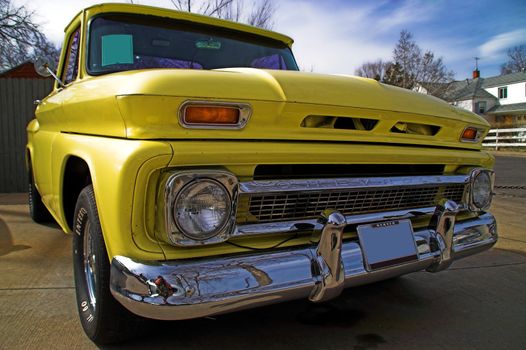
[25,148,31,171]
[26,147,35,178]
[62,155,93,231]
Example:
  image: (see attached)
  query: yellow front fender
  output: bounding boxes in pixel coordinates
[50,133,172,260]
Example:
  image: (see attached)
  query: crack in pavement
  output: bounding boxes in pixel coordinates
[499,237,526,244]
[449,261,526,271]
[0,286,74,291]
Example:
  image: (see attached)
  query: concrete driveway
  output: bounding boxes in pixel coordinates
[0,156,525,349]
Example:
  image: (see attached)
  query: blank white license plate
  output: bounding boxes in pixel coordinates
[357,219,418,271]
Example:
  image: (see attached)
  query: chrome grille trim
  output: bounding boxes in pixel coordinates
[239,175,469,194]
[234,206,439,237]
[238,175,469,224]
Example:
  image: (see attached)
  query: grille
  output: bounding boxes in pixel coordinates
[243,183,465,223]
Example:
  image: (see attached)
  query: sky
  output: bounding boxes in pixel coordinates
[14,0,526,80]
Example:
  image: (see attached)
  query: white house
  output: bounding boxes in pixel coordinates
[445,70,526,128]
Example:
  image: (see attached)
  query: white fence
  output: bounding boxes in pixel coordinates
[482,127,526,149]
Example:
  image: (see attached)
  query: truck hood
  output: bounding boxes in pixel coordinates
[109,68,478,121]
[66,68,489,149]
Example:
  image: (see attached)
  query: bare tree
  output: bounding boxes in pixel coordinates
[209,0,242,22]
[356,30,454,97]
[383,62,405,87]
[392,30,419,89]
[500,45,526,75]
[171,0,232,16]
[354,59,390,81]
[245,0,274,28]
[168,0,275,29]
[392,30,454,96]
[0,0,59,71]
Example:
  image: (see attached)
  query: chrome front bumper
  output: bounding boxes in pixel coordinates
[110,209,497,321]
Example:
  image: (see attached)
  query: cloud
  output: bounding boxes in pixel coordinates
[478,28,526,61]
[13,0,171,45]
[274,1,393,74]
[417,36,476,75]
[375,0,437,31]
[274,0,453,75]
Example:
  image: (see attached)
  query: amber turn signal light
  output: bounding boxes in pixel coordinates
[185,106,240,125]
[461,127,480,142]
[179,101,251,129]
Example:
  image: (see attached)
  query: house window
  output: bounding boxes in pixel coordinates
[498,86,508,99]
[476,101,487,114]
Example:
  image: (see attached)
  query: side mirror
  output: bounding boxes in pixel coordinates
[34,57,52,77]
[33,57,65,88]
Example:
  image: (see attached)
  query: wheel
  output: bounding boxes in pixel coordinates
[28,169,53,223]
[72,185,142,344]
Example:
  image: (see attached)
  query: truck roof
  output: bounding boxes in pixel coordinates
[69,2,294,47]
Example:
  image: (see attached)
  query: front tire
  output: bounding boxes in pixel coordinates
[72,185,142,344]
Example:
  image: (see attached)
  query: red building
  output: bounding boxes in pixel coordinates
[0,61,52,79]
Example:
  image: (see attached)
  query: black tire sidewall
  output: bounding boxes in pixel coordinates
[73,185,143,344]
[72,185,106,340]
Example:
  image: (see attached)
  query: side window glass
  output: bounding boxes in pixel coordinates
[63,29,80,85]
[251,54,286,70]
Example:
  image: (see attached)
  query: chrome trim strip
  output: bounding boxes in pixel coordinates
[239,174,470,194]
[178,100,252,129]
[234,206,439,237]
[111,213,497,321]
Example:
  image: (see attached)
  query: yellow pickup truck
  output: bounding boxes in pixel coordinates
[28,3,497,344]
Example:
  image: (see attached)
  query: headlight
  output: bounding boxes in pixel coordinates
[164,171,238,246]
[174,180,231,240]
[470,169,494,211]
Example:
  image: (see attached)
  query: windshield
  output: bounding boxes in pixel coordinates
[87,14,298,74]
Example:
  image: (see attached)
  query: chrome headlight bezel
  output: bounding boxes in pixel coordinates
[164,170,238,246]
[468,168,495,212]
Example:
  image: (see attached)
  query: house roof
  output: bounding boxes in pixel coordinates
[444,78,495,101]
[486,102,526,115]
[445,71,526,102]
[481,71,526,88]
[472,88,496,99]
